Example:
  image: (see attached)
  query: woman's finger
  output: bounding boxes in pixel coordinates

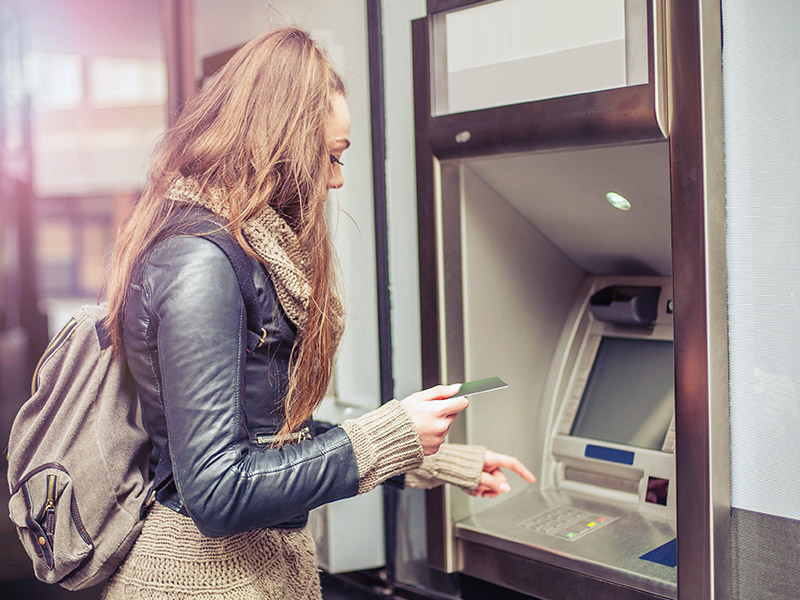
[417,383,461,400]
[488,452,536,483]
[479,470,510,495]
[488,467,509,488]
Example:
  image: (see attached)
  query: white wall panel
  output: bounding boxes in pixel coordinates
[193,0,380,412]
[724,0,800,520]
[192,0,382,572]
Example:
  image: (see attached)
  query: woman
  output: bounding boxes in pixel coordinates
[102,27,534,599]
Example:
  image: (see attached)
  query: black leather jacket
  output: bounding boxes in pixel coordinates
[123,232,359,537]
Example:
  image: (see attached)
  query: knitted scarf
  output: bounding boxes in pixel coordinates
[166,176,343,342]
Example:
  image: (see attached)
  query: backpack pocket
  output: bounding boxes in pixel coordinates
[9,464,94,584]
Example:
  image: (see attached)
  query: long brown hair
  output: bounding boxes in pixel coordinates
[106,27,345,439]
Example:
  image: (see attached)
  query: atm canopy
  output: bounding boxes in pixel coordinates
[461,141,671,277]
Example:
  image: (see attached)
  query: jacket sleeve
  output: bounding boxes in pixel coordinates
[142,237,362,537]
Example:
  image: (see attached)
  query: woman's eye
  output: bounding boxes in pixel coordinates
[330,155,344,166]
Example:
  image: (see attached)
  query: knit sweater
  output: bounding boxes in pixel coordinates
[339,400,485,493]
[102,403,485,600]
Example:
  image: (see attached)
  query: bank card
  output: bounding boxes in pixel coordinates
[451,376,508,398]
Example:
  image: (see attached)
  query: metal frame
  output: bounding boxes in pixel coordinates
[365,0,402,589]
[413,0,666,577]
[419,1,665,161]
[412,0,730,598]
[667,0,729,598]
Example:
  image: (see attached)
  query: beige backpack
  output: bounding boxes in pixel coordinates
[6,305,154,590]
[6,218,262,589]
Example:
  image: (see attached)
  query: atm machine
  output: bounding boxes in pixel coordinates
[455,276,677,599]
[412,142,678,600]
[407,1,684,599]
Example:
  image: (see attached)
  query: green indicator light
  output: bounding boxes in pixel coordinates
[606,192,631,211]
[566,532,576,538]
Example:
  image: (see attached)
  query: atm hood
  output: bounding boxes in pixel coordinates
[461,140,672,277]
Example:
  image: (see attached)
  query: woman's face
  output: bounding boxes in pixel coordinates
[325,93,351,190]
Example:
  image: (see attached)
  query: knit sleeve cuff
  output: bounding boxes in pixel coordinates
[340,400,424,495]
[404,443,486,491]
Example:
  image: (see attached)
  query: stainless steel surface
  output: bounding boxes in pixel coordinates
[653,0,670,138]
[430,12,448,116]
[456,487,677,599]
[439,162,466,392]
[698,0,730,596]
[459,539,672,600]
[425,160,467,574]
[464,141,672,277]
[624,0,650,88]
[421,2,663,159]
[667,0,729,598]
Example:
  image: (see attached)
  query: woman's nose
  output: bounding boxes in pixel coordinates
[327,172,344,190]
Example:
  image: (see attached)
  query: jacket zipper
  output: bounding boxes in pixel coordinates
[256,426,311,445]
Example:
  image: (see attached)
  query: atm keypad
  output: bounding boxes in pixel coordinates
[517,507,616,542]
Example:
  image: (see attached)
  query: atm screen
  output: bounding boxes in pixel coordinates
[570,337,674,451]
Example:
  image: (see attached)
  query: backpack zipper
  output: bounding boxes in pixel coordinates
[45,474,56,512]
[36,473,57,525]
[256,426,311,445]
[31,317,78,395]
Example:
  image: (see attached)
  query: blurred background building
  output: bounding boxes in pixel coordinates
[0,1,387,597]
[0,1,167,595]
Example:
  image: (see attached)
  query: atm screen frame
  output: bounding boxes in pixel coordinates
[547,280,676,519]
[568,335,675,451]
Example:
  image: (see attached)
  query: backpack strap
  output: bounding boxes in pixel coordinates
[178,214,265,354]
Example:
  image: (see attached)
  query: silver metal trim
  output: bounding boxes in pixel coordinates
[653,0,671,137]
[430,13,449,117]
[667,0,729,597]
[435,160,467,573]
[625,0,649,87]
[698,0,730,597]
[458,536,673,600]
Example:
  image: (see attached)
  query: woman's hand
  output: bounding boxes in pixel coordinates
[467,450,536,498]
[401,384,467,455]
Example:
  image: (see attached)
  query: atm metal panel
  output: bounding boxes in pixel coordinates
[456,488,676,599]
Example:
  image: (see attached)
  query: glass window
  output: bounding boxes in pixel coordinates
[27,52,83,111]
[88,56,166,108]
[433,0,648,115]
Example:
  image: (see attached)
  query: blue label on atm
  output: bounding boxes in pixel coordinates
[584,444,635,465]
